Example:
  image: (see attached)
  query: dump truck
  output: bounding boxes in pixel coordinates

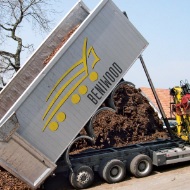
[1,0,190,189]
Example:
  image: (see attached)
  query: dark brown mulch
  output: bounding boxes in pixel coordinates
[71,83,168,153]
[0,167,31,190]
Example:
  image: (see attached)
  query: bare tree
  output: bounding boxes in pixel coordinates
[0,0,58,86]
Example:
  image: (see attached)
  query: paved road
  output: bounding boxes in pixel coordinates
[89,161,190,190]
[44,161,190,190]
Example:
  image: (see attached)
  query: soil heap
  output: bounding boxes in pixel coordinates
[71,83,168,152]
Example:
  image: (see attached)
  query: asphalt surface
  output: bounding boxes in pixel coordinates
[89,161,190,190]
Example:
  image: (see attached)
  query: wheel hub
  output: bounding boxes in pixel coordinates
[138,160,150,174]
[139,162,146,171]
[111,166,119,177]
[77,171,90,184]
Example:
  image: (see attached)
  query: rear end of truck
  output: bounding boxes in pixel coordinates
[0,0,148,188]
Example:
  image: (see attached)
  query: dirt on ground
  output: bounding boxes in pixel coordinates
[0,83,169,189]
[0,167,31,190]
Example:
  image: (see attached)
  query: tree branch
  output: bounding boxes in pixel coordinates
[0,51,15,58]
[0,0,59,76]
[0,55,17,72]
[0,24,12,31]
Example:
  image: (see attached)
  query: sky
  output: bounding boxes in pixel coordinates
[8,0,190,89]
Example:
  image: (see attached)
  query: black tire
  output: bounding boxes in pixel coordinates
[69,172,75,188]
[129,154,152,178]
[124,81,135,87]
[99,159,126,183]
[69,165,94,189]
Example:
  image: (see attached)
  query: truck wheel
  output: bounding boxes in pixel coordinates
[129,154,152,178]
[69,165,94,189]
[99,159,126,183]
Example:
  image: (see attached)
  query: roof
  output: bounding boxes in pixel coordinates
[140,87,174,119]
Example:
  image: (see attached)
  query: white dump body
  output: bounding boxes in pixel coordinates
[0,0,148,188]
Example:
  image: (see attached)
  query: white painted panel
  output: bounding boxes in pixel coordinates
[16,0,148,162]
[1,0,148,163]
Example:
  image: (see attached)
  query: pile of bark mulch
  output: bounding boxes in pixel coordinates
[0,167,31,190]
[43,24,79,65]
[71,83,168,153]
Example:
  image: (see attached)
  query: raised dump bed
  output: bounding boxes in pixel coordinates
[0,2,89,121]
[0,0,148,189]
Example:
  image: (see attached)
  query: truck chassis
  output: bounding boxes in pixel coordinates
[55,138,190,189]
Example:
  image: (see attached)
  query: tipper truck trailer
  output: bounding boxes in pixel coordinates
[1,0,190,189]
